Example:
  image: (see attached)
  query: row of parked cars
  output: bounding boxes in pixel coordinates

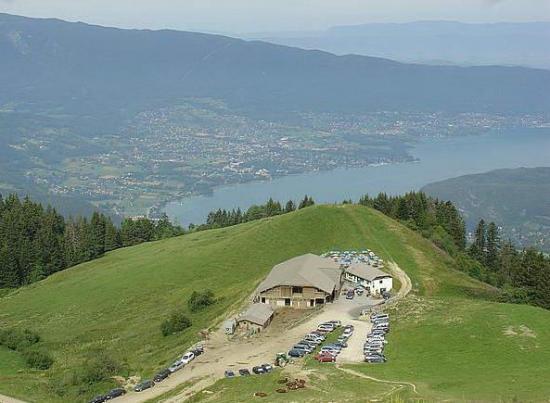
[364,313,390,363]
[89,346,204,402]
[285,320,349,363]
[224,363,274,378]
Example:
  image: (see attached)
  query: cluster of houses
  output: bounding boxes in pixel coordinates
[227,252,393,334]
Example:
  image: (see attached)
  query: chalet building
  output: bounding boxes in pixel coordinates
[237,303,274,332]
[344,262,393,295]
[255,254,342,309]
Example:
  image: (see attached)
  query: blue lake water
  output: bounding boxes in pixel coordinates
[164,129,550,226]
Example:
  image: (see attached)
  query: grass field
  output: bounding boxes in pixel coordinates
[0,205,549,402]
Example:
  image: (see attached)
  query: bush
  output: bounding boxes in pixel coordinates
[24,349,54,370]
[0,328,40,351]
[188,290,216,313]
[161,312,192,336]
[81,353,121,384]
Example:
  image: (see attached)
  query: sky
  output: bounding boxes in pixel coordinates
[0,0,549,33]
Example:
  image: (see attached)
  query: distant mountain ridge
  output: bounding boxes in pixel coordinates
[255,20,550,69]
[1,13,550,119]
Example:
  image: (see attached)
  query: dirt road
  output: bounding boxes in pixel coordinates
[0,394,26,403]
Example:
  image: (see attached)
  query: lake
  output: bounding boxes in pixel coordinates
[164,129,550,226]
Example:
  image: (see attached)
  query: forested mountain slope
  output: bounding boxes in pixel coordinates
[423,167,550,251]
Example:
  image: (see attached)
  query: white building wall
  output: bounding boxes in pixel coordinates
[370,277,393,295]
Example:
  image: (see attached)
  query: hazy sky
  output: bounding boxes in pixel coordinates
[0,0,549,33]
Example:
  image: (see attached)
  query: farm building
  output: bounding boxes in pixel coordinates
[255,254,342,309]
[344,262,393,295]
[237,303,274,332]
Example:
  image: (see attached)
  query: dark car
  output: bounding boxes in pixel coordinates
[252,365,266,374]
[261,363,273,373]
[134,380,154,392]
[346,289,355,299]
[153,369,171,383]
[89,395,107,403]
[105,388,126,400]
[239,368,251,376]
[288,348,306,358]
[192,346,204,356]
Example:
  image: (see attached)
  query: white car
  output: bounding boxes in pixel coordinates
[168,360,184,373]
[181,351,195,365]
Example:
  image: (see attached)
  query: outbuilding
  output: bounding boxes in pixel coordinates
[237,303,274,332]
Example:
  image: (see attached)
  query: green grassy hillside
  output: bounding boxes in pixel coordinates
[1,205,549,402]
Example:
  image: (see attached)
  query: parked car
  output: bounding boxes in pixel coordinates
[238,368,251,376]
[105,388,126,400]
[355,287,364,296]
[293,344,313,354]
[315,353,336,362]
[382,291,391,300]
[261,363,273,372]
[181,351,195,365]
[334,341,348,348]
[134,380,154,392]
[192,346,204,356]
[168,360,184,373]
[346,290,355,299]
[288,348,306,357]
[89,395,107,403]
[224,370,235,378]
[371,313,389,322]
[252,365,266,374]
[153,369,171,383]
[328,320,341,327]
[365,355,387,363]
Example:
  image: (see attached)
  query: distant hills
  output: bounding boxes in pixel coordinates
[1,13,550,119]
[422,167,550,251]
[254,21,550,69]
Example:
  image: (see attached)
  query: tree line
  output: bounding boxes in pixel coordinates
[468,219,550,309]
[196,195,315,230]
[0,194,184,288]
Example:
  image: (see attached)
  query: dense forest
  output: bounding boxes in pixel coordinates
[0,194,183,288]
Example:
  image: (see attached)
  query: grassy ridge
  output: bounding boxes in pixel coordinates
[0,204,543,401]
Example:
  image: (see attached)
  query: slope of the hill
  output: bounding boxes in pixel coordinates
[2,205,550,402]
[2,13,550,117]
[0,204,478,402]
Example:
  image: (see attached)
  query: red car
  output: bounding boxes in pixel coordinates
[315,353,336,363]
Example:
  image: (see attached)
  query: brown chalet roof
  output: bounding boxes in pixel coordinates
[257,254,341,295]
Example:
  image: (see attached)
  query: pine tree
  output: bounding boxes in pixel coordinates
[486,222,500,271]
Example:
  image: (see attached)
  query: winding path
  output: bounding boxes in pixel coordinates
[0,394,27,403]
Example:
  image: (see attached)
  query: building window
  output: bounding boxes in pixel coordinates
[379,280,383,284]
[261,297,266,303]
[285,298,291,306]
[310,299,314,307]
[292,286,303,294]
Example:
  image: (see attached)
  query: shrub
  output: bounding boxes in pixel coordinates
[24,349,54,370]
[161,312,192,336]
[188,290,216,313]
[0,328,41,351]
[81,353,121,384]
